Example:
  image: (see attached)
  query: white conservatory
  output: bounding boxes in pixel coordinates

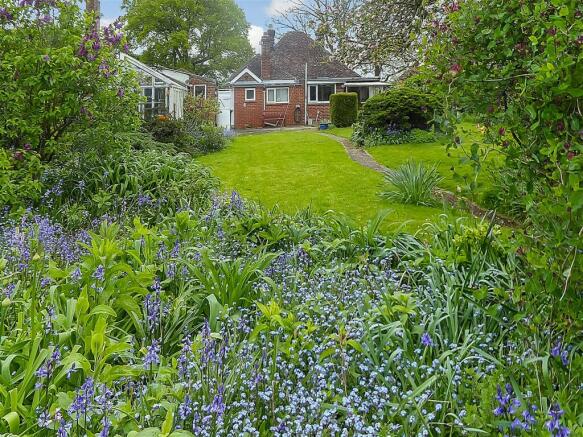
[120,54,188,119]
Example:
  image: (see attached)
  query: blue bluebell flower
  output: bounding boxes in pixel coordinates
[421,332,433,347]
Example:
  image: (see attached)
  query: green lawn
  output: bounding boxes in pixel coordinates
[356,123,500,199]
[199,130,454,230]
[328,127,353,139]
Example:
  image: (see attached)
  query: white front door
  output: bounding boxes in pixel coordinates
[217,89,233,129]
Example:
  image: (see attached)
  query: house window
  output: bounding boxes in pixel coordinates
[245,88,256,101]
[193,85,207,98]
[267,87,289,104]
[309,84,335,103]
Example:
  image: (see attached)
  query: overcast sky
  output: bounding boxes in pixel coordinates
[100,0,291,53]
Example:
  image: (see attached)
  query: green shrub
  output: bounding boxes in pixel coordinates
[145,116,195,152]
[0,0,141,161]
[381,160,443,206]
[184,95,220,126]
[187,123,227,154]
[424,0,582,306]
[359,86,439,132]
[352,123,437,147]
[145,114,227,156]
[330,92,359,128]
[41,145,217,226]
[0,147,43,211]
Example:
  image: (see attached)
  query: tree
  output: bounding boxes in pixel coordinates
[0,0,141,161]
[123,0,253,79]
[274,0,432,78]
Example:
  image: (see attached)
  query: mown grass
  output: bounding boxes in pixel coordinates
[328,127,354,139]
[199,130,457,231]
[341,122,502,200]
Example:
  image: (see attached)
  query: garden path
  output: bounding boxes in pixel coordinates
[321,132,516,227]
[320,133,389,173]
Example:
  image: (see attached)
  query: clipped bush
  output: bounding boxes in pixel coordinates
[359,86,439,132]
[330,92,359,128]
[381,160,443,206]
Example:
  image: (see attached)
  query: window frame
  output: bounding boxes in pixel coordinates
[244,88,256,102]
[193,84,207,98]
[266,87,290,104]
[308,83,336,104]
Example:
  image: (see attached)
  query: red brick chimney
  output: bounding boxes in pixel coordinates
[260,26,275,80]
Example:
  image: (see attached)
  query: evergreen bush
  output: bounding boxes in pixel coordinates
[330,92,359,128]
[359,86,439,132]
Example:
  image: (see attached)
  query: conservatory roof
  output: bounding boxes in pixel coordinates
[120,54,188,90]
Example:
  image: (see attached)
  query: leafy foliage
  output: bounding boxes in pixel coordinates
[0,185,581,434]
[0,147,43,211]
[183,95,220,127]
[0,0,581,434]
[358,86,439,132]
[353,124,437,147]
[381,160,443,206]
[182,96,227,154]
[145,113,226,156]
[123,0,253,79]
[422,0,582,314]
[0,0,141,160]
[41,144,217,227]
[330,92,359,128]
[145,116,196,152]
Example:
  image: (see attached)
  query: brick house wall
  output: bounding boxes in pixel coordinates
[307,83,343,123]
[234,85,307,129]
[307,104,330,123]
[188,77,217,99]
[233,83,343,129]
[233,87,265,129]
[263,85,305,127]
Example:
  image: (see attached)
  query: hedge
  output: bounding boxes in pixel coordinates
[359,87,439,131]
[330,92,359,128]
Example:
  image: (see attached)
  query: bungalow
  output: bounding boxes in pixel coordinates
[224,29,388,130]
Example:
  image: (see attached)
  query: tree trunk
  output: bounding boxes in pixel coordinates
[87,0,100,27]
[374,65,382,77]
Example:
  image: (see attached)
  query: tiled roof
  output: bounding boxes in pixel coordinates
[233,32,361,82]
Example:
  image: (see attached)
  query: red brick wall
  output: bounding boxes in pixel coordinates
[188,78,217,99]
[234,87,265,129]
[233,84,337,129]
[263,85,305,127]
[306,83,338,124]
[307,104,330,123]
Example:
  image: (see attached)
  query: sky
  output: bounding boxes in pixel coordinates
[100,0,291,53]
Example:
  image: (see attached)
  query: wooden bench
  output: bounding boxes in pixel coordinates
[263,111,285,127]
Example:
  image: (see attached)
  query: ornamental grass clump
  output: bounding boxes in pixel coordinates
[381,160,443,206]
